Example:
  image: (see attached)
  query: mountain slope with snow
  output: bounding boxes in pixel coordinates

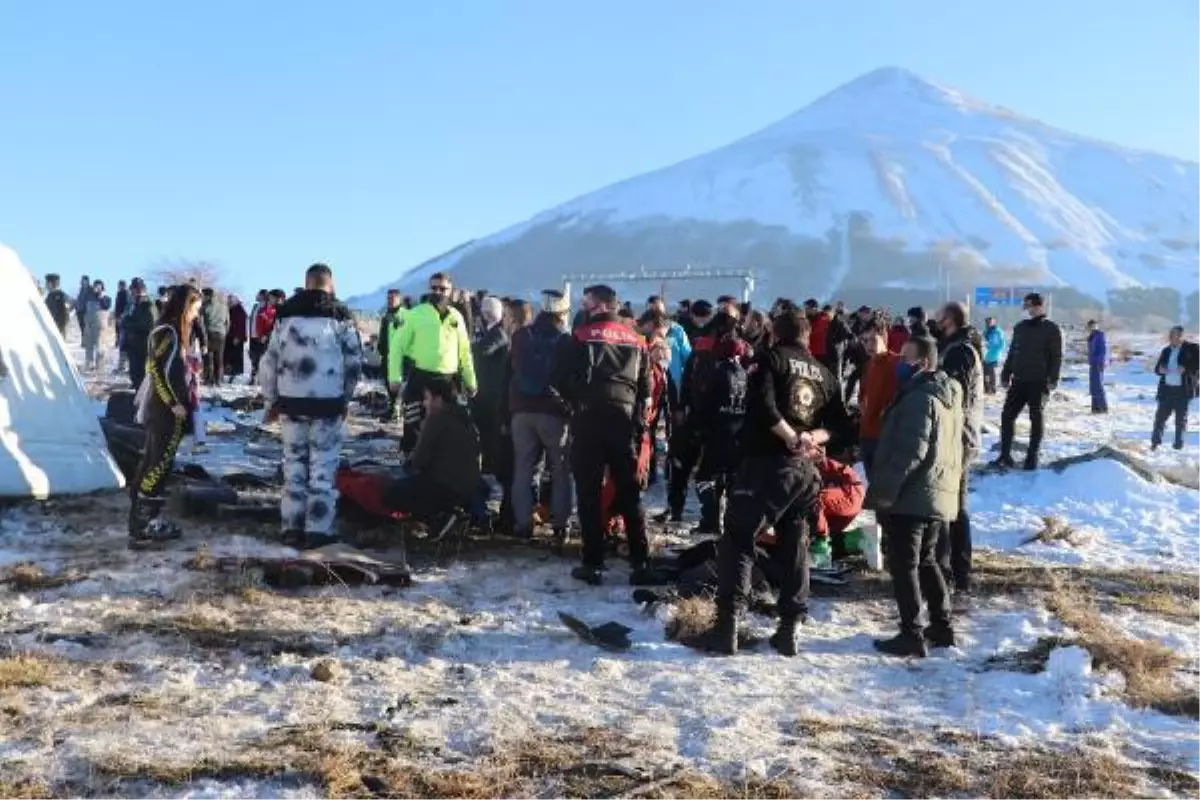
[351,67,1199,310]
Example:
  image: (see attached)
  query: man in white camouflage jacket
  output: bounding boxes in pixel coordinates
[260,263,363,548]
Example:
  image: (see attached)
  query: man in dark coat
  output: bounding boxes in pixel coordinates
[1151,326,1199,451]
[122,278,156,392]
[995,293,1062,470]
[936,302,983,593]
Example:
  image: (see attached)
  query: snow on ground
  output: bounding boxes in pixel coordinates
[0,335,1195,796]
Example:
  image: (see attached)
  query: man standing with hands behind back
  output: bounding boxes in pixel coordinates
[705,308,851,658]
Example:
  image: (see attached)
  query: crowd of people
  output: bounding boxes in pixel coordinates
[41,266,1200,659]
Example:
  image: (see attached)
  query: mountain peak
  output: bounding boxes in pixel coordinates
[813,66,990,115]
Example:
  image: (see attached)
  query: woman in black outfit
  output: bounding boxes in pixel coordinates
[129,284,202,547]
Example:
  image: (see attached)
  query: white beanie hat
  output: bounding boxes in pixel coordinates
[481,296,504,326]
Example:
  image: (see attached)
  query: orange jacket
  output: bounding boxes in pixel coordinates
[859,352,901,439]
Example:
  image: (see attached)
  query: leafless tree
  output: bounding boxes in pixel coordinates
[148,258,225,293]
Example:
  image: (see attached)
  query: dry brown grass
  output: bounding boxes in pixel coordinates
[3,562,86,591]
[82,722,805,799]
[1046,581,1198,719]
[981,635,1075,674]
[108,605,335,658]
[983,749,1138,799]
[0,653,57,689]
[0,777,52,799]
[1022,515,1083,547]
[664,596,716,643]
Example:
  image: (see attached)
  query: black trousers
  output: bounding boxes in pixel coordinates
[132,408,185,499]
[1152,385,1191,447]
[666,421,703,516]
[249,339,268,379]
[937,467,972,591]
[717,455,820,620]
[571,407,648,569]
[886,513,951,636]
[983,362,998,395]
[127,340,149,393]
[999,381,1047,462]
[205,332,226,386]
[384,472,465,522]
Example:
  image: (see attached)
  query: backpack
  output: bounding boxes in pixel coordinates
[518,326,565,396]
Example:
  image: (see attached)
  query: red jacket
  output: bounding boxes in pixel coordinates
[253,304,277,339]
[810,314,831,359]
[887,325,908,355]
[759,457,864,542]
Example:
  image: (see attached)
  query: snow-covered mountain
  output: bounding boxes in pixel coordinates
[351,67,1199,312]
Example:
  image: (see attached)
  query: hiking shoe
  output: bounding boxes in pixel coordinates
[129,518,182,549]
[874,632,928,659]
[924,625,957,649]
[571,565,604,586]
[991,455,1016,470]
[769,617,800,657]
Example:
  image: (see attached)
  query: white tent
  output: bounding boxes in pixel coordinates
[0,243,124,498]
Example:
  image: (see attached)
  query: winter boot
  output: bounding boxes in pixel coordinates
[924,624,957,649]
[769,616,800,657]
[571,565,604,586]
[129,496,182,549]
[1022,454,1039,471]
[873,631,928,659]
[700,608,739,656]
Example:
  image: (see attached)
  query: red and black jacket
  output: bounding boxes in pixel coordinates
[554,312,649,420]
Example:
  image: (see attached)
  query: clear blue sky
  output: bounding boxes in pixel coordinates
[1,0,1196,298]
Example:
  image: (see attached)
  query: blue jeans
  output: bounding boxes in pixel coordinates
[1089,365,1108,412]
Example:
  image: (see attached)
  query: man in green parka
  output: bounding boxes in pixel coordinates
[866,335,965,659]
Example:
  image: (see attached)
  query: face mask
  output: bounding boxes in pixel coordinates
[896,361,920,383]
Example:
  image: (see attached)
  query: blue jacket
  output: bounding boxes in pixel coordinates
[665,321,691,389]
[983,326,1005,364]
[1087,329,1107,368]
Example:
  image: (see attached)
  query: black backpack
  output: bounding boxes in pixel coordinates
[518,326,565,396]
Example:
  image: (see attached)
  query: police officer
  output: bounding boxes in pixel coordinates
[707,308,851,656]
[552,285,656,586]
[395,272,477,453]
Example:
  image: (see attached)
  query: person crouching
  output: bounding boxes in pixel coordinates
[384,378,482,524]
[260,263,363,549]
[866,336,964,658]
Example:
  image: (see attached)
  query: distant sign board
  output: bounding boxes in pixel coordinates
[974,287,1035,307]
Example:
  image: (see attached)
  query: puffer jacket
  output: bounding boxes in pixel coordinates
[865,370,964,522]
[939,326,983,459]
[259,289,363,419]
[983,325,1005,364]
[665,321,692,390]
[1002,316,1063,388]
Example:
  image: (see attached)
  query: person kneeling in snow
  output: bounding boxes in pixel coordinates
[260,263,363,549]
[385,377,482,525]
